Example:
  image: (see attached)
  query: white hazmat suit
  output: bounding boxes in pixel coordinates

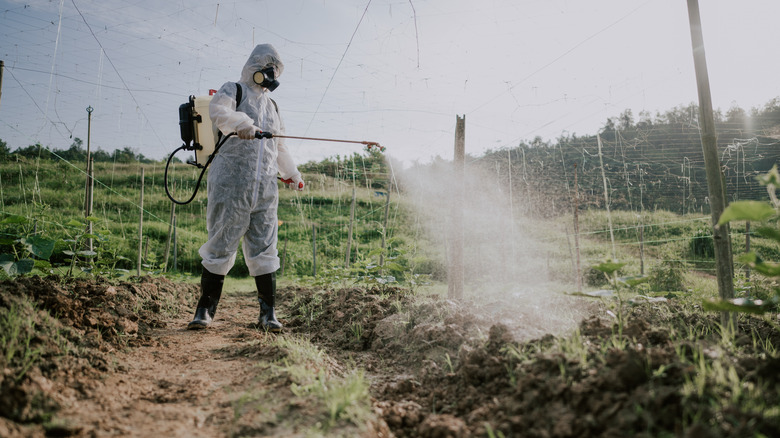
[198,44,303,277]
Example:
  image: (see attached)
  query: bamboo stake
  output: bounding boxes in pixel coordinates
[745,221,751,284]
[507,148,516,279]
[0,60,4,109]
[172,215,177,271]
[281,236,288,277]
[597,134,617,260]
[345,187,356,268]
[163,182,176,272]
[639,218,645,276]
[379,186,391,269]
[137,167,144,277]
[312,224,317,277]
[573,164,582,293]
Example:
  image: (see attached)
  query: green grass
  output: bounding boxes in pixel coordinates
[0,158,424,279]
[227,334,375,436]
[0,299,42,382]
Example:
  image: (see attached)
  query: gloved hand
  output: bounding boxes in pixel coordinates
[236,123,259,140]
[280,174,305,191]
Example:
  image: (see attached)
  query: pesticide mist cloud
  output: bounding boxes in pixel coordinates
[397,158,592,338]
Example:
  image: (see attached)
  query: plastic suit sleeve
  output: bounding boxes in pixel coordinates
[209,83,255,136]
[275,115,301,180]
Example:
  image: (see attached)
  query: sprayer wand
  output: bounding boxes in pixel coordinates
[255,131,385,152]
[165,130,384,205]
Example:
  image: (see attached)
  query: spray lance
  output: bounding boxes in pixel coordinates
[164,90,383,205]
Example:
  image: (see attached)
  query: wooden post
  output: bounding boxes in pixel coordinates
[573,164,582,293]
[449,115,465,300]
[312,224,317,277]
[597,134,616,260]
[686,0,735,327]
[137,167,144,277]
[345,187,356,268]
[163,184,176,272]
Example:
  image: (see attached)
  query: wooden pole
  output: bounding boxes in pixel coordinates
[573,164,582,293]
[345,187,356,268]
[312,224,317,277]
[597,134,617,260]
[137,167,144,277]
[686,0,735,326]
[449,115,465,300]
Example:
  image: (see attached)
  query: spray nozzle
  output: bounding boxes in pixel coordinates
[364,142,385,153]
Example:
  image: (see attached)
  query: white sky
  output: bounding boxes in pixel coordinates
[1,0,779,168]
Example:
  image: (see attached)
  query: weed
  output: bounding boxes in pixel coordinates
[485,423,507,438]
[350,322,363,344]
[270,335,372,431]
[0,300,43,382]
[443,353,455,374]
[557,328,590,366]
[321,370,370,426]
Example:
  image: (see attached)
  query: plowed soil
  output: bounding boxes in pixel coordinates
[1,276,779,437]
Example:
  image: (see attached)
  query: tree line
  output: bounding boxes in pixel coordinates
[0,137,156,164]
[474,99,780,216]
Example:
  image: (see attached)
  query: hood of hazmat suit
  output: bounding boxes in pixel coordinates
[199,44,302,277]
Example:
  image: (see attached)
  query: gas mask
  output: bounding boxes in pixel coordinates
[253,66,280,91]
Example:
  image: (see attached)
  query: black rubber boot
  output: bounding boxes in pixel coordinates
[255,272,282,333]
[187,269,225,330]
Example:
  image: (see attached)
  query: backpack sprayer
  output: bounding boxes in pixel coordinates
[164,89,384,205]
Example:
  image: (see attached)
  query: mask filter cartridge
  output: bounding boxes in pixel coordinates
[253,67,280,91]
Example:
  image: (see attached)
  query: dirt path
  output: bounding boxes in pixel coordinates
[55,291,268,437]
[14,276,775,437]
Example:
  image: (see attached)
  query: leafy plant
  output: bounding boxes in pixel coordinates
[706,165,780,314]
[0,214,56,277]
[60,217,100,276]
[649,259,686,292]
[689,228,715,258]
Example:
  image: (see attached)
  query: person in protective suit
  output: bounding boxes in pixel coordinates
[187,44,304,332]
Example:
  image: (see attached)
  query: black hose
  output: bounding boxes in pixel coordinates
[164,133,234,205]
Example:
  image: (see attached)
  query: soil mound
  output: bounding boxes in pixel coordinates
[283,285,780,438]
[0,275,197,433]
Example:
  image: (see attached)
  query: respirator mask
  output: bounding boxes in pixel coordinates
[253,66,280,91]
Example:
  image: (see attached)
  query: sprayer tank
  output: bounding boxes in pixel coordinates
[192,95,218,167]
